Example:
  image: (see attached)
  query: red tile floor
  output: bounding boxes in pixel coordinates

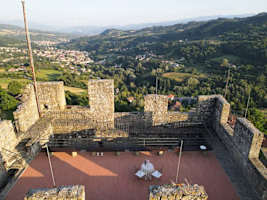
[7,151,240,200]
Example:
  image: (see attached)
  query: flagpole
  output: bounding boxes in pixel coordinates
[21,0,41,117]
[176,140,183,183]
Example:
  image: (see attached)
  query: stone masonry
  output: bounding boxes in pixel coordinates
[144,95,168,126]
[88,79,114,129]
[37,82,66,113]
[24,185,85,200]
[0,80,266,200]
[13,84,39,133]
[206,95,266,199]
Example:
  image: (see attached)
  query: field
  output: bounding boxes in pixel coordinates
[36,69,62,81]
[0,68,5,73]
[0,78,30,89]
[64,86,87,95]
[162,72,206,82]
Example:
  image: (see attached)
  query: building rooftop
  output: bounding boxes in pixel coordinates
[7,151,239,200]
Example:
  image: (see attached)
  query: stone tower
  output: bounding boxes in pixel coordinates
[144,94,168,126]
[88,79,114,129]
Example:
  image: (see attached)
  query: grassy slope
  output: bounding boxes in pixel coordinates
[36,69,62,81]
[0,78,30,89]
[64,86,87,95]
[162,72,206,82]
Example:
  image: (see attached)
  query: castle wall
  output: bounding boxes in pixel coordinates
[144,95,168,126]
[114,112,152,129]
[37,82,66,113]
[88,80,114,129]
[196,95,217,122]
[0,119,20,188]
[13,84,39,133]
[212,95,266,199]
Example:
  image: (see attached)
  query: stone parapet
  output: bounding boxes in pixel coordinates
[25,185,85,200]
[13,84,39,132]
[197,95,217,122]
[88,79,114,129]
[234,118,264,159]
[0,120,19,167]
[37,82,66,113]
[144,95,168,126]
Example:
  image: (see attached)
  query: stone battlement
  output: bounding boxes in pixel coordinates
[0,80,266,199]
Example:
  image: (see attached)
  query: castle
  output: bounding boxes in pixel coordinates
[0,79,266,199]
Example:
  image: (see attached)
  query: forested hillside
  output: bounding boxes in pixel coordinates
[58,13,267,133]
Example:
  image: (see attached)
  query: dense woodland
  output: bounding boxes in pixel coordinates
[0,13,266,134]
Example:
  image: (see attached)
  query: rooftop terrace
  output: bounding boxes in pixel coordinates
[7,151,239,200]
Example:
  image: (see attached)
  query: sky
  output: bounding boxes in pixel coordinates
[1,0,267,27]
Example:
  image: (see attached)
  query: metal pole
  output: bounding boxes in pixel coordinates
[46,145,56,187]
[244,88,251,118]
[224,68,230,98]
[176,140,183,183]
[156,76,158,95]
[21,0,41,117]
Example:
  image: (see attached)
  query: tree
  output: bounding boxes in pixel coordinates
[248,108,267,135]
[0,89,18,111]
[8,81,23,96]
[187,77,200,88]
[221,58,230,67]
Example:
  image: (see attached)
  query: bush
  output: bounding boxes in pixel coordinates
[8,81,23,96]
[0,88,18,111]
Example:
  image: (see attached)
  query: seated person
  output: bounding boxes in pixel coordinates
[141,160,155,180]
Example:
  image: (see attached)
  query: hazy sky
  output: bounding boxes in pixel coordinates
[1,0,267,27]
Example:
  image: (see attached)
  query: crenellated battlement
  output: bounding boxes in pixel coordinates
[0,80,266,199]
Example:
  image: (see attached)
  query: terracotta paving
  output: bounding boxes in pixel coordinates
[7,151,240,200]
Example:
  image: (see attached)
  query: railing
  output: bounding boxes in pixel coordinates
[39,134,210,151]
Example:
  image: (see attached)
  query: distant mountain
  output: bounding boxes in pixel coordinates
[1,14,254,36]
[58,13,267,65]
[0,24,73,44]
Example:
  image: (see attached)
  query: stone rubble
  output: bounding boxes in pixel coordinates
[149,184,208,200]
[24,185,85,200]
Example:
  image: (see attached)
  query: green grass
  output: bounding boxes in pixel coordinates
[210,55,241,64]
[36,69,62,81]
[0,68,5,73]
[162,72,206,82]
[0,78,31,89]
[64,86,87,95]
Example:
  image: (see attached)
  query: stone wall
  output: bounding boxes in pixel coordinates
[115,112,152,129]
[144,95,168,126]
[211,95,266,199]
[37,82,66,114]
[197,95,217,122]
[88,80,114,129]
[25,185,85,200]
[13,84,39,133]
[167,111,200,124]
[0,121,19,164]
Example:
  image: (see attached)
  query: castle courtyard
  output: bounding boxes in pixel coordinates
[7,151,240,200]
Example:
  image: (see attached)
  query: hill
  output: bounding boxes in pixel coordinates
[0,24,72,46]
[59,13,267,66]
[60,13,266,46]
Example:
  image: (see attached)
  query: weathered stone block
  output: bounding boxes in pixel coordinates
[0,120,19,167]
[24,185,85,200]
[88,79,114,129]
[234,118,264,159]
[13,84,39,132]
[145,95,168,126]
[37,82,66,113]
